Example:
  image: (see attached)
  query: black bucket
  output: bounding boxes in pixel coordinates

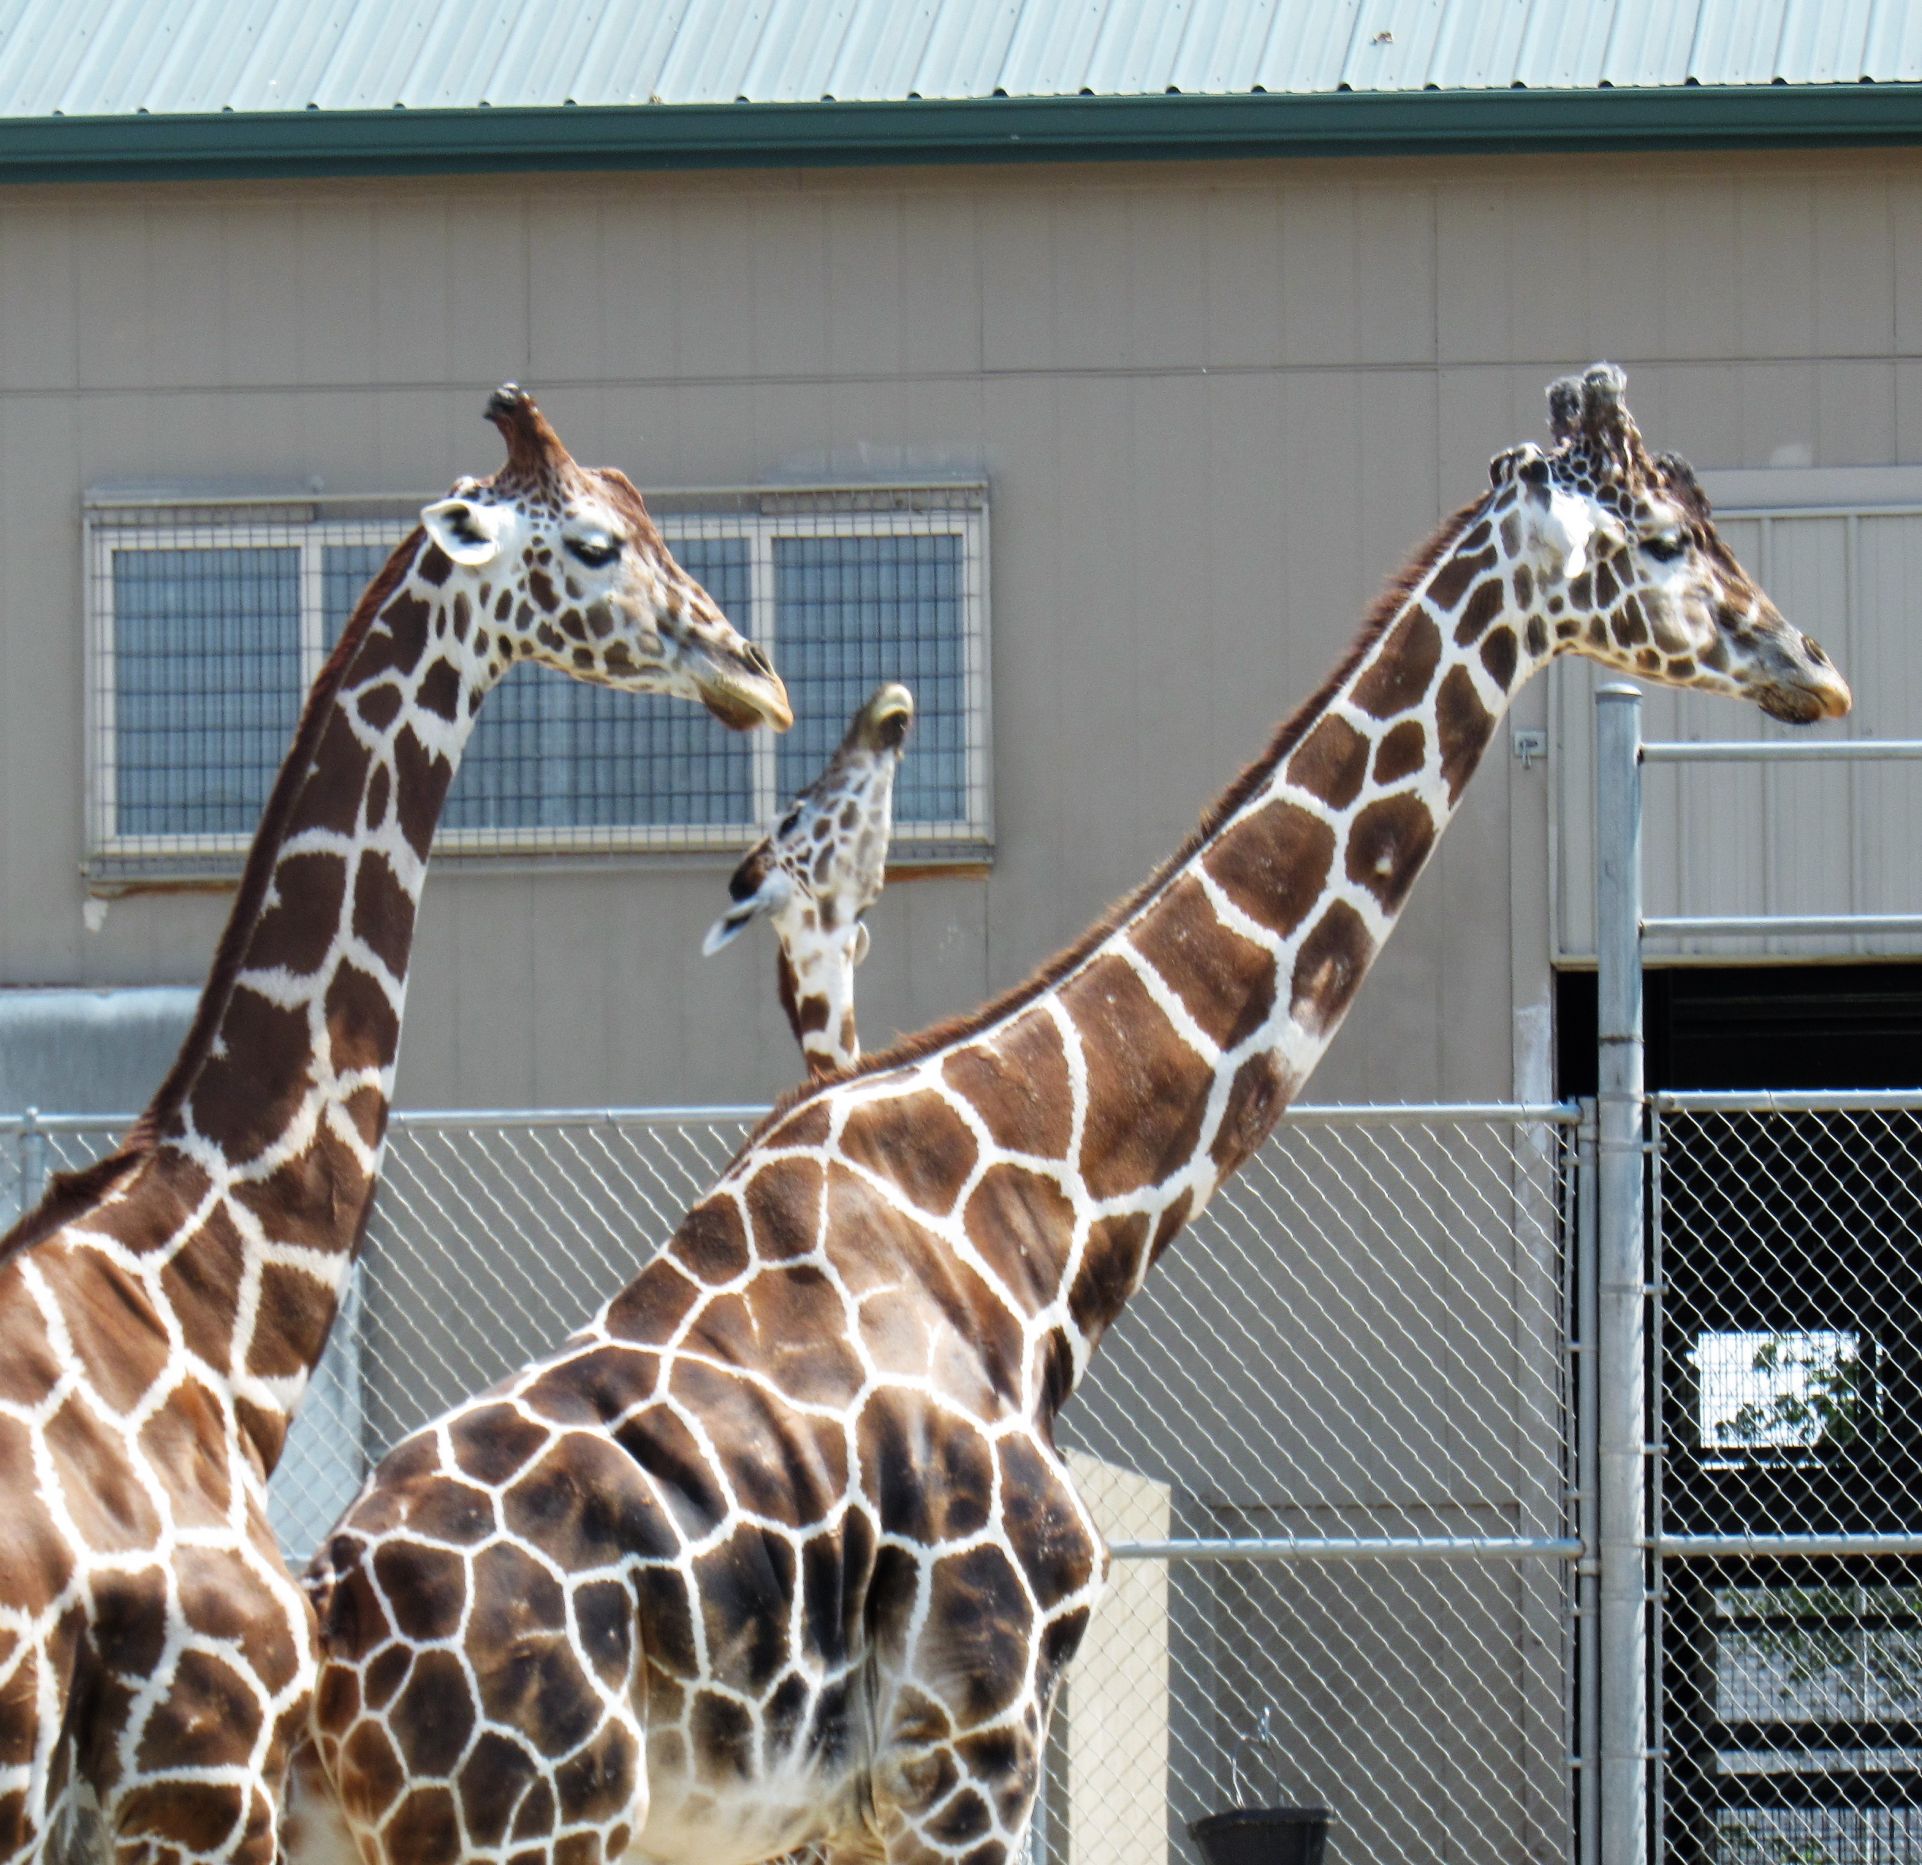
[1188,1807,1330,1865]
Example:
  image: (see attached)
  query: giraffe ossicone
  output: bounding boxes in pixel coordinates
[0,387,787,1865]
[705,681,915,1079]
[298,365,1848,1865]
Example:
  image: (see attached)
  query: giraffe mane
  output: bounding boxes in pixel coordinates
[751,493,1491,1139]
[0,528,432,1267]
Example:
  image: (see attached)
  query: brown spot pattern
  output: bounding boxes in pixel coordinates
[1372,720,1426,785]
[1202,799,1335,938]
[1345,795,1437,912]
[1129,876,1277,1050]
[1286,715,1370,810]
[1351,610,1442,719]
[1064,956,1209,1203]
[943,1016,1073,1160]
[1435,664,1494,802]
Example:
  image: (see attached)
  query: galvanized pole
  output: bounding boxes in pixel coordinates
[1594,686,1648,1865]
[1576,1097,1601,1865]
[19,1107,46,1216]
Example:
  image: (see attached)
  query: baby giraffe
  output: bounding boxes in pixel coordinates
[704,684,914,1079]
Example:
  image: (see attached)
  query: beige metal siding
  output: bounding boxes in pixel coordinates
[0,149,1919,1117]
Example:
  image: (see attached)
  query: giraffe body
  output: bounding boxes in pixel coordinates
[0,389,788,1865]
[300,367,1850,1864]
[706,683,914,1078]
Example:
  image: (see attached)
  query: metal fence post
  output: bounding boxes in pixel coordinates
[1594,686,1648,1865]
[1576,1097,1601,1865]
[19,1108,46,1216]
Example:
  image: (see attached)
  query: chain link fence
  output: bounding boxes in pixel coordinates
[1653,1095,1922,1865]
[22,1095,1921,1863]
[4,1102,1583,1865]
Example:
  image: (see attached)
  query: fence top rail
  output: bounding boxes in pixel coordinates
[0,1099,1583,1137]
[1641,737,1922,763]
[1643,912,1922,938]
[1654,1088,1922,1113]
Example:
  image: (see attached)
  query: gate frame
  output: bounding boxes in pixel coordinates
[1590,687,1922,1865]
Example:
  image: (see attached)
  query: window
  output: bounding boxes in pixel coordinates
[1694,1329,1873,1461]
[84,485,990,878]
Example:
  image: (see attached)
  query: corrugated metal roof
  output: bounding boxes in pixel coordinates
[1,0,1918,118]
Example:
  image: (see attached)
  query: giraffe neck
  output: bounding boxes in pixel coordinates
[1048,497,1533,1372]
[778,944,859,1079]
[129,535,502,1457]
[826,495,1537,1410]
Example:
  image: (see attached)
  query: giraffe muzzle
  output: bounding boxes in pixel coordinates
[692,640,794,732]
[1753,631,1853,724]
[849,682,915,752]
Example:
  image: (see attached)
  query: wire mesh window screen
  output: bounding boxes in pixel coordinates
[1656,1102,1922,1865]
[85,487,989,877]
[111,545,306,838]
[774,533,970,828]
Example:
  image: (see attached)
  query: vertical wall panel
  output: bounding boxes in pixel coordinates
[895,189,982,376]
[0,205,77,392]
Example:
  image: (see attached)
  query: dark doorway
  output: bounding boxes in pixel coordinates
[1554,962,1922,1099]
[1559,964,1922,1864]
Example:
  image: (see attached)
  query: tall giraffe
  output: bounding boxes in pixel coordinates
[296,367,1850,1865]
[704,683,915,1079]
[0,387,789,1865]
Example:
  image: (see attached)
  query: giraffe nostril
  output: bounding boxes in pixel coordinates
[1803,634,1829,666]
[745,641,775,679]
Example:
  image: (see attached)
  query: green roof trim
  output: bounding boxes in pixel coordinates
[5,85,1922,183]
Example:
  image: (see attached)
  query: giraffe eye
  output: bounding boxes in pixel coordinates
[1641,531,1685,563]
[566,531,621,568]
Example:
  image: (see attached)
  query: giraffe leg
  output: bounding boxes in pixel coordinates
[280,1740,359,1865]
[0,1606,84,1864]
[99,1544,313,1865]
[309,1509,651,1865]
[862,1682,1055,1865]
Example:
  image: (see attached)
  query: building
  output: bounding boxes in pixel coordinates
[2,0,1919,1120]
[2,6,1921,1860]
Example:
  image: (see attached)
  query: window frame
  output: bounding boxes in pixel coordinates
[83,483,992,880]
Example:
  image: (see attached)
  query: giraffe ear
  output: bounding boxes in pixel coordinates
[1536,486,1601,583]
[851,922,872,967]
[701,905,759,956]
[702,866,791,955]
[1490,443,1549,491]
[421,496,508,568]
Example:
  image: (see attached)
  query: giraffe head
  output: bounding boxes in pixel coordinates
[1488,363,1851,723]
[703,682,914,1075]
[419,384,792,731]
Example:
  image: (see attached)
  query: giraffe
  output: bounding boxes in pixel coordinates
[295,366,1851,1865]
[703,683,915,1079]
[0,386,789,1865]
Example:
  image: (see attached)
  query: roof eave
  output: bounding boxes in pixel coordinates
[4,86,1922,183]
